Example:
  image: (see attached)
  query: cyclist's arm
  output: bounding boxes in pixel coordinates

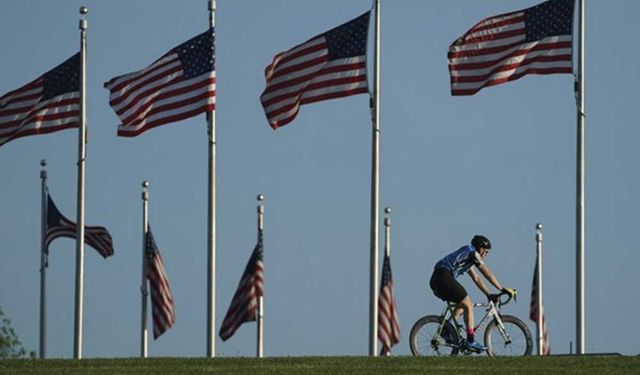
[468,268,492,297]
[476,263,504,292]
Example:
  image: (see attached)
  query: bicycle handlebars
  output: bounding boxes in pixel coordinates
[473,290,517,309]
[496,289,517,306]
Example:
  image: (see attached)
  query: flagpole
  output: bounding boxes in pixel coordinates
[140,181,150,357]
[73,6,88,360]
[535,223,544,356]
[384,208,390,259]
[257,194,264,358]
[206,0,217,358]
[369,0,381,357]
[575,0,586,355]
[39,159,48,359]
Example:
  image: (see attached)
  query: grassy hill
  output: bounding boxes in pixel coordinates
[1,355,639,375]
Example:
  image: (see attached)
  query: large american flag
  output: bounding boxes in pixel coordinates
[43,190,114,259]
[0,53,80,147]
[448,0,574,96]
[219,230,264,341]
[378,253,400,355]
[260,12,370,129]
[529,255,550,355]
[104,28,215,137]
[146,228,176,339]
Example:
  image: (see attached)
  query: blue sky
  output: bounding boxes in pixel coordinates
[1,0,639,358]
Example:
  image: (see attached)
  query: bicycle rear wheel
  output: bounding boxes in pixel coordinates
[483,315,532,356]
[409,315,460,356]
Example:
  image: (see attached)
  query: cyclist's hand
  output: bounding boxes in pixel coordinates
[488,294,501,304]
[501,287,517,301]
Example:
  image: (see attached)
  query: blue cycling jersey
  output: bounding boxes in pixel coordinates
[434,244,483,278]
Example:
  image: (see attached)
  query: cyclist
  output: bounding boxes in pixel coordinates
[429,235,516,352]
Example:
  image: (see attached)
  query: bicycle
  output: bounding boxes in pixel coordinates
[409,292,532,357]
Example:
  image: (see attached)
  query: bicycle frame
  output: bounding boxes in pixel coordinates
[435,300,511,347]
[411,293,531,357]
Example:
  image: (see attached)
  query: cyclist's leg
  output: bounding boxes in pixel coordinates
[456,296,474,337]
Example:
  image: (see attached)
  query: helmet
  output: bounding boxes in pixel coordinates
[471,235,491,250]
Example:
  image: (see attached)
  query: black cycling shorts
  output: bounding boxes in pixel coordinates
[430,267,468,304]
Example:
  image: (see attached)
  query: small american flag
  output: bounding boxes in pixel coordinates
[0,53,80,147]
[219,230,264,341]
[104,28,215,137]
[43,190,113,259]
[448,0,574,96]
[378,253,400,355]
[146,228,176,339]
[260,12,370,129]
[529,255,550,355]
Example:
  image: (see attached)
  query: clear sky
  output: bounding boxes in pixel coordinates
[1,0,639,358]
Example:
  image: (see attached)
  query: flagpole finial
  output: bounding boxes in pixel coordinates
[257,194,264,202]
[142,181,149,188]
[385,207,391,215]
[40,159,47,180]
[79,6,88,31]
[536,223,542,230]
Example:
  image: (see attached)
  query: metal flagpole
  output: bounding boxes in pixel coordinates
[39,159,48,359]
[368,0,381,357]
[206,0,217,358]
[575,0,586,355]
[384,208,391,258]
[257,194,264,358]
[140,181,150,357]
[535,223,544,356]
[73,6,88,360]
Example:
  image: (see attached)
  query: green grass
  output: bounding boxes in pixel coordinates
[1,355,639,375]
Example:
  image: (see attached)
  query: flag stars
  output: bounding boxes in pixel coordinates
[42,53,80,100]
[175,28,215,79]
[525,0,574,42]
[325,12,369,59]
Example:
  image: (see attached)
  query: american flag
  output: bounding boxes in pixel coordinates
[448,0,574,96]
[260,12,370,129]
[219,230,264,341]
[104,28,215,137]
[529,255,550,355]
[146,228,176,339]
[378,253,400,355]
[43,190,114,259]
[0,53,80,147]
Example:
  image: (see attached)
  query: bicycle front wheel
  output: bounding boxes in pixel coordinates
[409,315,460,356]
[484,315,532,356]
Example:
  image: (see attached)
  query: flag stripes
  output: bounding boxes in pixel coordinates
[0,53,80,147]
[219,230,264,341]
[146,228,176,339]
[260,12,370,129]
[105,28,215,137]
[43,190,114,259]
[448,0,574,95]
[530,256,550,355]
[378,253,400,355]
